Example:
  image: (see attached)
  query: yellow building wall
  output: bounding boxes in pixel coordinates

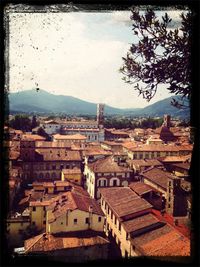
[61,172,82,185]
[101,199,137,257]
[174,170,187,177]
[47,209,104,234]
[47,187,54,194]
[30,206,46,231]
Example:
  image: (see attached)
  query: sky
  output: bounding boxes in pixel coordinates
[7,7,186,108]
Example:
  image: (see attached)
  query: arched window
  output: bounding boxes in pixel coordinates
[110,178,120,187]
[45,173,50,179]
[98,179,107,187]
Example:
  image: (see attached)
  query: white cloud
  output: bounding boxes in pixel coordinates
[7,11,172,108]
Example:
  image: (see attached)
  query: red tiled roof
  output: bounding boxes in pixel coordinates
[171,162,190,170]
[25,232,109,253]
[53,134,87,140]
[22,134,46,141]
[35,149,81,161]
[125,144,179,152]
[128,159,163,169]
[99,187,152,219]
[122,213,161,233]
[136,225,190,256]
[88,156,131,173]
[141,167,177,190]
[129,182,154,196]
[49,191,104,221]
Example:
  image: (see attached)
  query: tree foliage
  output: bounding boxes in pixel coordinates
[104,116,163,129]
[10,115,32,131]
[31,115,39,129]
[37,127,50,140]
[120,8,192,108]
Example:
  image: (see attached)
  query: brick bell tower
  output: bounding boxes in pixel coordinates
[97,103,104,127]
[97,103,105,142]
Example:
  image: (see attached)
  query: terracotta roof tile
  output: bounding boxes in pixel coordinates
[25,233,109,253]
[53,134,87,140]
[129,182,154,196]
[88,156,131,173]
[134,225,190,256]
[99,187,152,219]
[141,167,177,190]
[22,134,46,141]
[35,149,81,161]
[123,213,161,233]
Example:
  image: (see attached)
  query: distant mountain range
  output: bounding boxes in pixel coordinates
[8,89,190,119]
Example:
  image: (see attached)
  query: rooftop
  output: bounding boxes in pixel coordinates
[21,134,46,141]
[25,231,109,253]
[35,149,81,161]
[88,156,131,173]
[122,213,161,234]
[132,224,190,256]
[129,182,155,196]
[48,191,104,221]
[123,144,180,152]
[141,167,178,191]
[99,187,152,219]
[53,134,87,140]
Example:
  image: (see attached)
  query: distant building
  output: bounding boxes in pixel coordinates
[19,140,82,182]
[97,103,104,126]
[40,120,61,135]
[155,115,177,143]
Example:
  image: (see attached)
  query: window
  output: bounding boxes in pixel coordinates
[74,218,78,225]
[113,180,117,186]
[85,217,89,224]
[114,216,117,225]
[60,164,64,170]
[32,221,36,226]
[168,204,171,208]
[126,232,129,240]
[52,165,56,170]
[169,181,172,186]
[33,207,36,212]
[98,217,102,222]
[43,220,46,225]
[168,197,171,202]
[61,222,63,225]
